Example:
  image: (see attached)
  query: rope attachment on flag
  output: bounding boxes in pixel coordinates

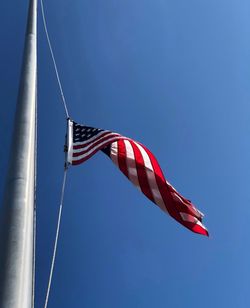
[44,130,69,308]
[40,0,70,118]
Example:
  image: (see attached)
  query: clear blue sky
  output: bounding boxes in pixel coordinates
[0,0,250,307]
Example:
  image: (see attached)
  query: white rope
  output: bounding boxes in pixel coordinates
[40,0,70,118]
[40,1,71,305]
[44,167,68,308]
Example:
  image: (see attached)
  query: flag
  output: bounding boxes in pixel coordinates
[67,119,208,236]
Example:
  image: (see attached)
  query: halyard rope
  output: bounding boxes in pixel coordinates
[40,0,70,118]
[43,166,68,308]
[40,0,70,306]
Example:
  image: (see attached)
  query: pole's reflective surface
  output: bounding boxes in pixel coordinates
[0,0,37,307]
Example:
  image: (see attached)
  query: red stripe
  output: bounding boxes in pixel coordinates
[129,141,155,203]
[117,140,129,178]
[73,132,120,150]
[72,149,100,165]
[183,222,209,236]
[166,180,199,214]
[73,134,121,157]
[193,224,209,236]
[171,191,202,219]
[137,143,177,216]
[71,131,208,236]
[138,143,207,235]
[72,139,120,165]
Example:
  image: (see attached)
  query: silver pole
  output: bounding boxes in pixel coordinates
[0,0,37,307]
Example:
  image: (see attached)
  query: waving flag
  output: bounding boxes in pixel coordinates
[67,119,208,236]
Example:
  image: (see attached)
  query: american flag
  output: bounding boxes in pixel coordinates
[67,119,208,236]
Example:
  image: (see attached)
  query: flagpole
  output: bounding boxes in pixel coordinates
[0,0,37,307]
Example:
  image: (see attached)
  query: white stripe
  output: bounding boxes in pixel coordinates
[73,130,115,146]
[180,212,208,231]
[134,142,167,213]
[123,140,141,191]
[73,132,120,153]
[166,180,178,193]
[195,219,208,230]
[110,141,119,166]
[172,192,203,218]
[196,209,204,218]
[67,120,73,164]
[180,212,197,223]
[167,179,204,219]
[172,192,183,203]
[73,136,122,162]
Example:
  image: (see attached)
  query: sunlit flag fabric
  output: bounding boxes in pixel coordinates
[67,119,208,236]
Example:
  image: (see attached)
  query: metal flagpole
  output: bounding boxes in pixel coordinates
[0,0,37,307]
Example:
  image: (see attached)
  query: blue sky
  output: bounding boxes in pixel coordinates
[1,0,250,307]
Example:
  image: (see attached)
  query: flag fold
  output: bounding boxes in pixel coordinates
[67,119,208,236]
